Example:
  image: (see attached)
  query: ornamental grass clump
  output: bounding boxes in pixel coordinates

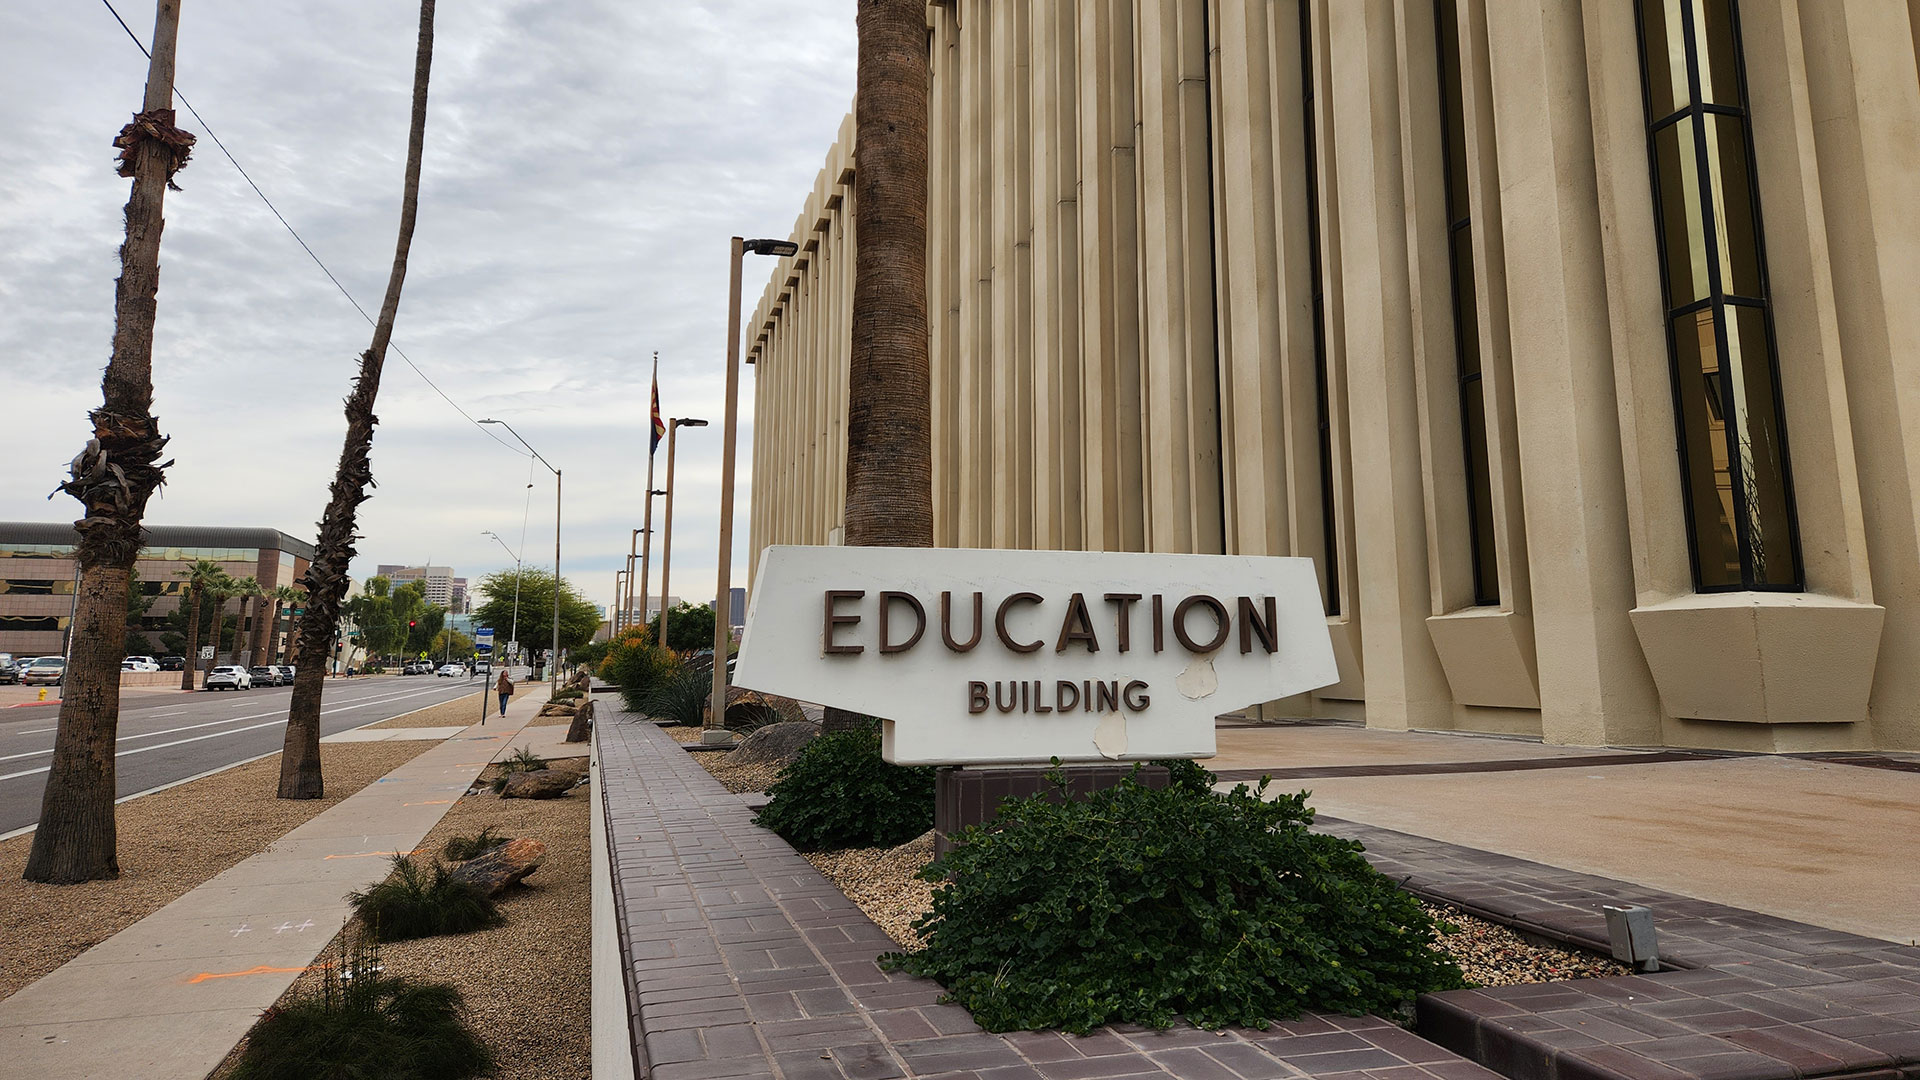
[605,634,680,713]
[230,938,493,1080]
[346,855,503,942]
[882,763,1466,1034]
[756,729,935,851]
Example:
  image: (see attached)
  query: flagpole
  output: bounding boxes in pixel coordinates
[635,351,661,644]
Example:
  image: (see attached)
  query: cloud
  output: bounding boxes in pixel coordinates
[0,0,853,613]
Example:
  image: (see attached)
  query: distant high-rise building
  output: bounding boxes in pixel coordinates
[729,587,746,629]
[381,565,456,609]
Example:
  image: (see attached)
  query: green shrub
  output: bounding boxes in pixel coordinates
[605,635,680,711]
[756,730,935,851]
[231,938,492,1080]
[346,855,502,942]
[881,765,1467,1034]
[635,659,719,727]
[442,826,509,863]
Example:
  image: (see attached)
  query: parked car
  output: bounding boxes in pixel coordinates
[22,657,66,686]
[0,654,17,685]
[204,665,252,691]
[123,655,160,672]
[159,655,186,671]
[435,663,464,678]
[404,661,434,675]
[282,664,297,681]
[248,665,282,686]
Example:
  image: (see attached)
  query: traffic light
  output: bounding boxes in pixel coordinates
[409,620,416,629]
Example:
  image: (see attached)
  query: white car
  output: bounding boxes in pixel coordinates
[122,656,160,672]
[204,665,252,691]
[435,664,465,678]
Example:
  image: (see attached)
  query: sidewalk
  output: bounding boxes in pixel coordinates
[0,686,554,1079]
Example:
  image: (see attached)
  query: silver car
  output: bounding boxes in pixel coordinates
[204,665,252,691]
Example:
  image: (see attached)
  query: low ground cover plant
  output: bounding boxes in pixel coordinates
[347,855,503,942]
[488,747,548,794]
[603,634,680,713]
[882,763,1466,1033]
[231,939,492,1080]
[756,729,935,851]
[441,825,509,862]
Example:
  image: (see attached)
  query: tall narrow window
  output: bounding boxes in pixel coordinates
[1635,0,1800,590]
[1300,0,1341,617]
[1434,0,1499,606]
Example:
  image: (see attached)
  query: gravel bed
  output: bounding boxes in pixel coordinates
[699,754,787,794]
[211,757,593,1079]
[0,740,438,999]
[798,835,1632,988]
[661,723,705,744]
[365,690,489,728]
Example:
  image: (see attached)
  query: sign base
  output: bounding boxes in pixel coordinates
[932,763,1171,858]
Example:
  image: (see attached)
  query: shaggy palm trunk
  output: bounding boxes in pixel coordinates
[260,598,281,662]
[824,0,932,736]
[25,0,189,884]
[178,583,201,690]
[280,0,436,799]
[229,594,246,664]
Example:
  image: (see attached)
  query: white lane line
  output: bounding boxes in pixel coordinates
[0,685,467,777]
[15,728,55,736]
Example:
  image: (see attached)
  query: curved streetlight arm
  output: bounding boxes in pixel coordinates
[478,418,558,478]
[479,418,561,693]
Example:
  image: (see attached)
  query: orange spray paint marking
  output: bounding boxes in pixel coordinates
[322,848,423,861]
[187,964,311,985]
[402,800,453,807]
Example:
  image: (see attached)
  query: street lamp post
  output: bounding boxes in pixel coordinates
[657,417,708,653]
[480,419,562,697]
[711,237,801,740]
[636,489,665,642]
[481,529,523,668]
[613,569,626,635]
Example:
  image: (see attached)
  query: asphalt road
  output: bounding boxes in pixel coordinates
[0,674,493,836]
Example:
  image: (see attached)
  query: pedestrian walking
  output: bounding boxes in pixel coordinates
[495,668,514,718]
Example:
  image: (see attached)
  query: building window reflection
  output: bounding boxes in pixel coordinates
[1635,0,1800,590]
[1435,0,1499,606]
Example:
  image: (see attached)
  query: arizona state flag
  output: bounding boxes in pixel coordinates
[650,371,666,456]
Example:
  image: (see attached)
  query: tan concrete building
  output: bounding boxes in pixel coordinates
[744,0,1920,753]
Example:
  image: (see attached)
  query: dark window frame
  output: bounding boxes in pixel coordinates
[1633,0,1803,591]
[1300,0,1342,617]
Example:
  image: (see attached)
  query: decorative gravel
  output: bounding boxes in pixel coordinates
[662,723,706,744]
[1421,901,1631,985]
[365,689,490,728]
[699,754,787,794]
[0,740,438,999]
[211,755,593,1079]
[799,834,1632,988]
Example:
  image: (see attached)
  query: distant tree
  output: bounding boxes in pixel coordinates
[647,602,717,654]
[428,628,473,660]
[174,560,226,688]
[473,568,600,657]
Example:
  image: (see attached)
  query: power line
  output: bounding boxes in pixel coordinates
[98,0,526,459]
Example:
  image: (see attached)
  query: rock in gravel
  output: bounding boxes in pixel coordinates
[448,836,547,896]
[726,722,819,768]
[565,699,595,743]
[500,769,574,800]
[537,702,577,717]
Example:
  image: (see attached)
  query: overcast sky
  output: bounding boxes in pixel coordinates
[0,0,854,622]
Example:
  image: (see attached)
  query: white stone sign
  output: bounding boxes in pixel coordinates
[732,546,1338,766]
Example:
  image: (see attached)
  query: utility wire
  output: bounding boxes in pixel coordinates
[99,0,526,459]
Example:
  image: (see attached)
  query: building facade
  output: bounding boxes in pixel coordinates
[745,0,1920,754]
[376,564,459,611]
[0,522,316,660]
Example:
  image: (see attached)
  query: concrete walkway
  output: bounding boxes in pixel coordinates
[0,688,556,1079]
[1209,722,1920,943]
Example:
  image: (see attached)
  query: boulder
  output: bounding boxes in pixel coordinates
[718,687,808,731]
[448,836,546,896]
[500,769,574,800]
[726,721,820,769]
[565,698,594,743]
[537,702,576,717]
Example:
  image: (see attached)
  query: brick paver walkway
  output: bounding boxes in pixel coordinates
[597,712,1503,1080]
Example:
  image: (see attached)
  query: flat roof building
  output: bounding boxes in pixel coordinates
[745,1,1920,754]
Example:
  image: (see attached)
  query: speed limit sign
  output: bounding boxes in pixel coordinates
[200,645,214,660]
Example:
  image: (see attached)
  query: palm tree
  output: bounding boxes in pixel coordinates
[224,576,260,665]
[266,585,303,662]
[822,0,933,735]
[281,0,437,800]
[26,0,192,884]
[175,559,225,690]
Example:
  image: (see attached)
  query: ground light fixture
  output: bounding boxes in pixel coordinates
[478,418,563,696]
[712,236,801,742]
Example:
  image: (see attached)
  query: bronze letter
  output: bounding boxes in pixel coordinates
[878,591,927,653]
[1173,594,1231,653]
[1238,595,1278,654]
[1054,592,1100,652]
[1096,680,1119,713]
[1151,594,1166,652]
[995,681,1018,713]
[1104,593,1141,652]
[1056,680,1081,712]
[1122,679,1151,711]
[968,681,989,714]
[1033,679,1051,713]
[823,590,864,655]
[994,592,1045,653]
[940,590,984,652]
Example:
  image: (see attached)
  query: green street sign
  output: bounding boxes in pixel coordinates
[290,608,305,616]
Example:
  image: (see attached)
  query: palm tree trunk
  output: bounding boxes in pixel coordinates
[825,0,932,736]
[230,594,247,665]
[261,598,282,662]
[25,0,189,884]
[179,583,200,691]
[281,0,436,799]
